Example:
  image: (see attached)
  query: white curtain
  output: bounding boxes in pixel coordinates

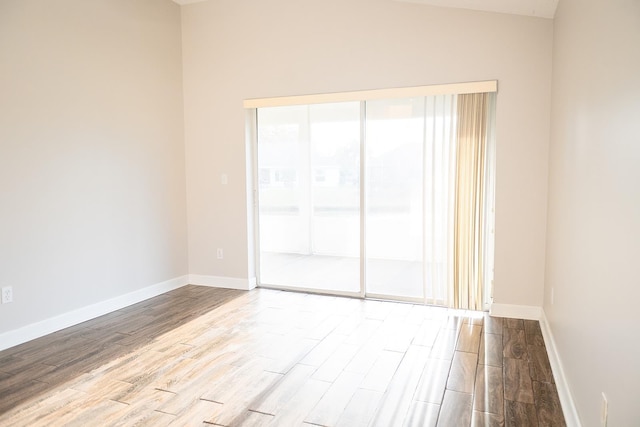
[423,94,457,306]
[452,92,493,310]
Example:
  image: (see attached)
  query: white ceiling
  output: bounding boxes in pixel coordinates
[393,0,558,18]
[172,0,559,19]
[172,0,207,5]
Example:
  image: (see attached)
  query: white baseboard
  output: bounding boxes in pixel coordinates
[489,303,542,320]
[0,275,189,352]
[188,274,256,291]
[540,311,582,427]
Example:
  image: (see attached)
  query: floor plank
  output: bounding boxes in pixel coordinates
[437,390,473,427]
[412,320,441,347]
[311,342,360,382]
[446,351,478,394]
[430,327,459,360]
[413,357,452,404]
[503,358,535,404]
[504,400,538,427]
[248,363,316,415]
[336,388,383,427]
[533,381,567,427]
[358,350,404,393]
[528,344,554,383]
[305,370,365,426]
[370,345,430,426]
[478,333,504,367]
[473,365,504,415]
[404,401,440,427]
[483,315,503,335]
[504,319,524,330]
[503,327,527,359]
[456,324,483,353]
[471,410,505,427]
[268,378,331,426]
[0,287,565,426]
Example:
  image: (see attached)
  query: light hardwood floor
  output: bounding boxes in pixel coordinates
[0,286,565,426]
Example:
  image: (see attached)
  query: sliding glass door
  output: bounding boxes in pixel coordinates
[256,102,361,294]
[365,98,425,299]
[254,89,490,307]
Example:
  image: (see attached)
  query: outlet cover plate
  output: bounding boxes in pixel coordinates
[2,287,13,304]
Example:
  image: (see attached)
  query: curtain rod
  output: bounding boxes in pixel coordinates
[243,80,497,109]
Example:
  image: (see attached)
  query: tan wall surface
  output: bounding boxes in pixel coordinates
[182,0,553,307]
[545,0,640,425]
[0,0,188,333]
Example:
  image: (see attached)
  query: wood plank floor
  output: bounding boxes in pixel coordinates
[0,286,566,426]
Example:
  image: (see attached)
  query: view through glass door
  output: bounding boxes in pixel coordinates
[256,102,361,294]
[365,97,425,300]
[255,94,469,305]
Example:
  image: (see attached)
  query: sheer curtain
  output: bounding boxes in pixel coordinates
[424,95,457,306]
[452,92,492,310]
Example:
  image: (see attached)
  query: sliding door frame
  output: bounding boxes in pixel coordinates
[358,101,367,299]
[247,81,497,307]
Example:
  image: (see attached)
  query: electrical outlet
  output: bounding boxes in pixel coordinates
[1,286,13,304]
[221,174,228,185]
[601,393,608,426]
[217,248,224,260]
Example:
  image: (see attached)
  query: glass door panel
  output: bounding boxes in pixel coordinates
[365,98,425,299]
[257,102,361,293]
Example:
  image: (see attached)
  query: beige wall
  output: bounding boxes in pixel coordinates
[545,0,640,425]
[181,0,553,307]
[0,0,187,334]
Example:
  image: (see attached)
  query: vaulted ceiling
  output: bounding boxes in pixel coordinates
[172,0,559,19]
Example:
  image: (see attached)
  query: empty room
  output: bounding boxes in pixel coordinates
[0,0,638,426]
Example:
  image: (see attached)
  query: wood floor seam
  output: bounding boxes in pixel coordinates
[0,286,566,426]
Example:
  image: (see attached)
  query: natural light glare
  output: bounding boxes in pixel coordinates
[256,94,465,305]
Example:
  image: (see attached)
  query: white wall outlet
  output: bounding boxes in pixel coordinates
[601,392,608,426]
[221,173,228,185]
[1,286,13,304]
[217,248,224,259]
